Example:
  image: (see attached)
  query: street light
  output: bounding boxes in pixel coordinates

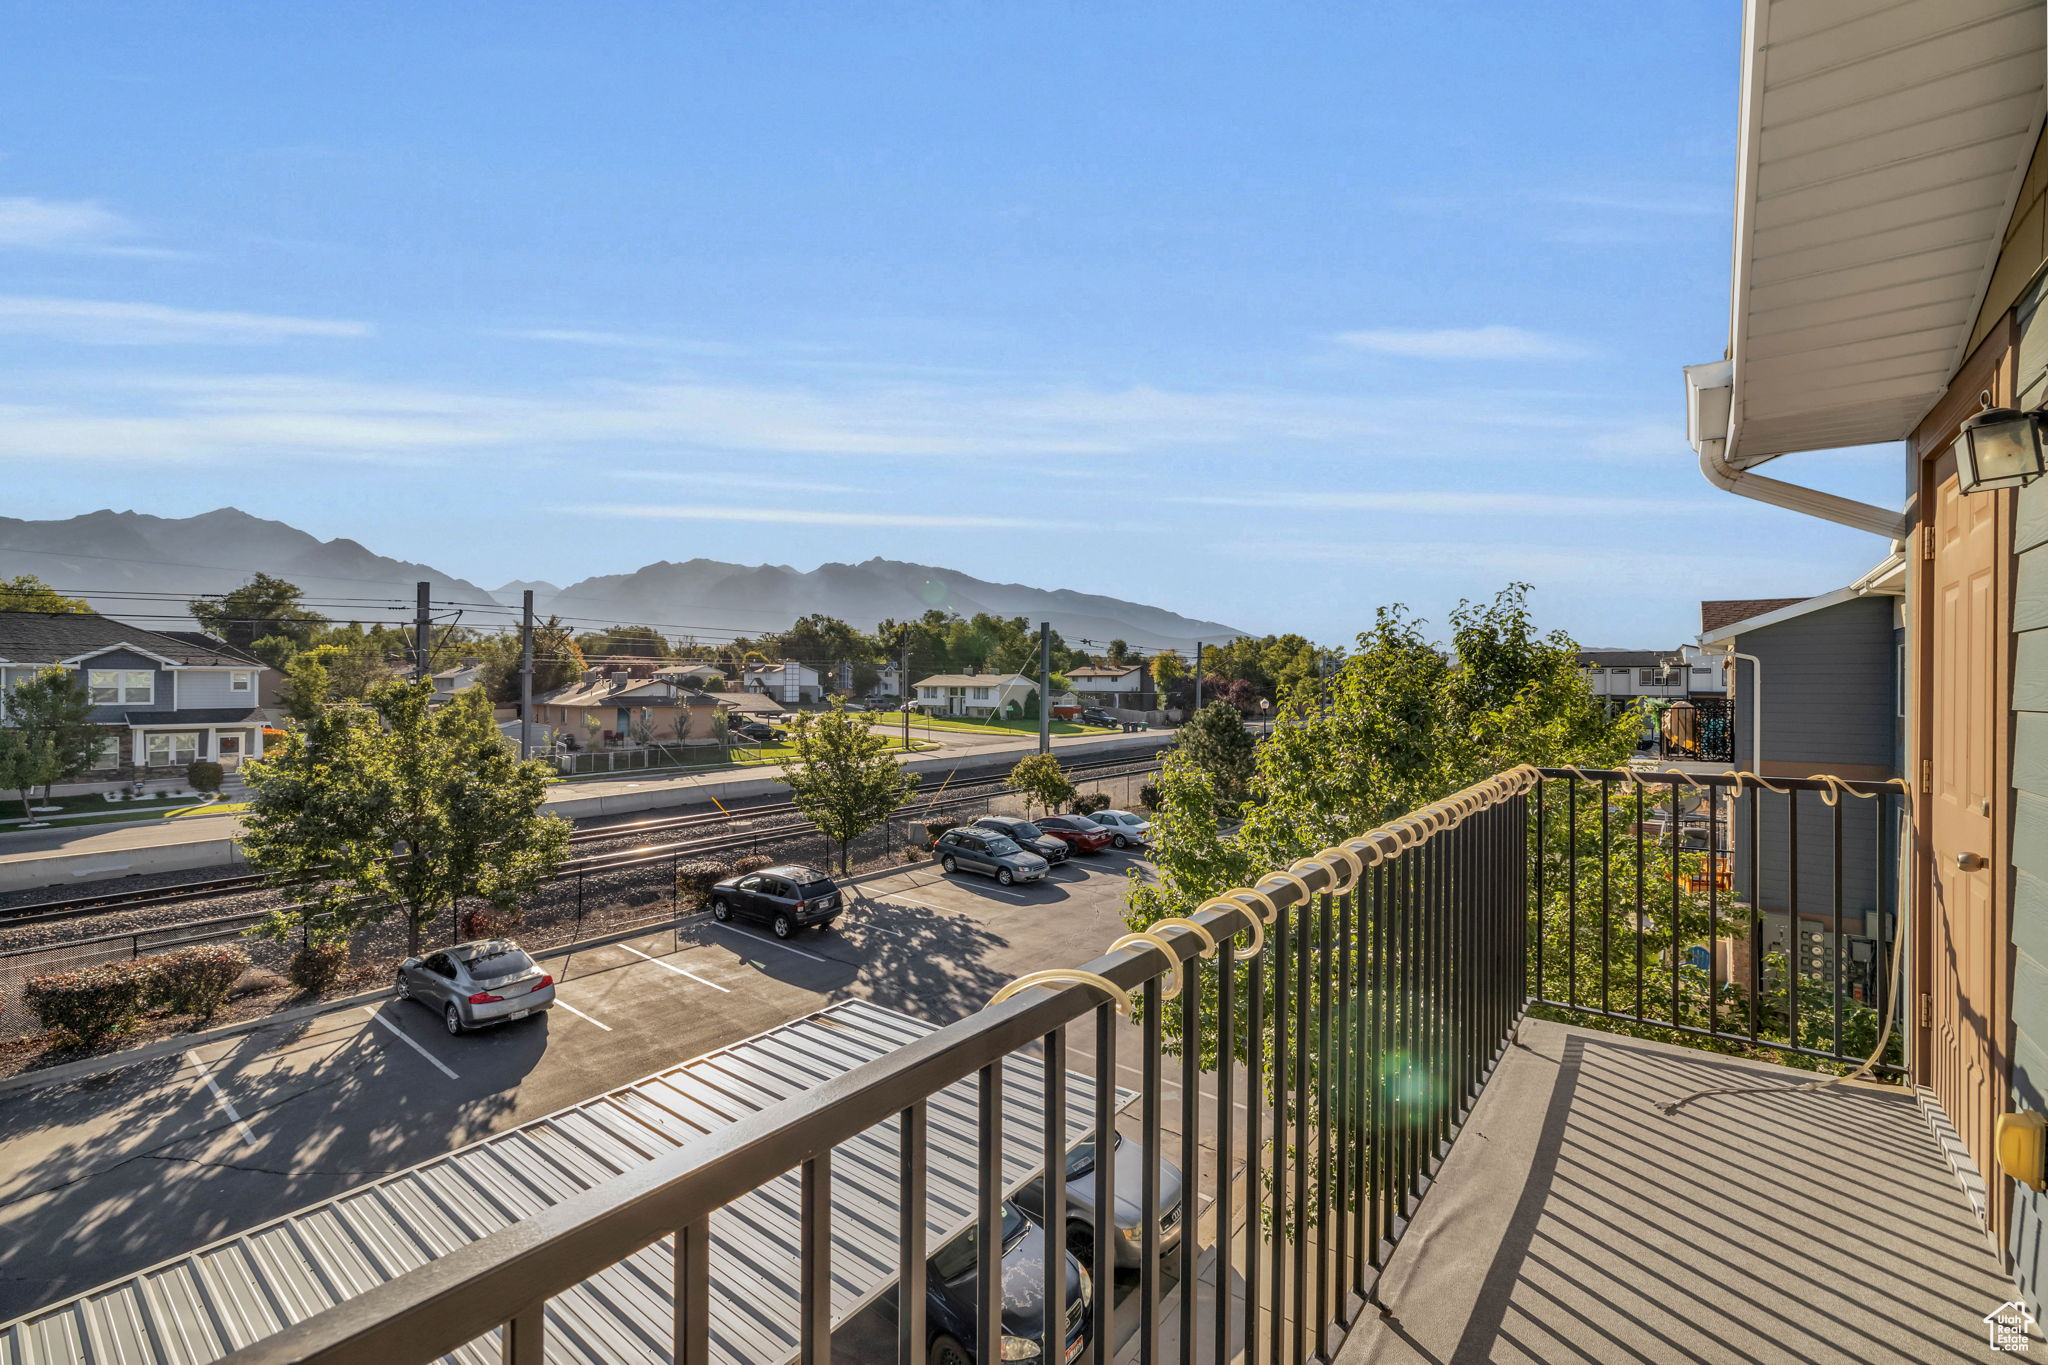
[1956,390,2047,494]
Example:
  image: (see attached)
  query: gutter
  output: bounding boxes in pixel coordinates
[1685,360,1908,540]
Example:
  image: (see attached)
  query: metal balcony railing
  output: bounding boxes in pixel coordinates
[201,761,1900,1365]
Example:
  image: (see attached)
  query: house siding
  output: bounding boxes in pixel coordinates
[173,668,257,709]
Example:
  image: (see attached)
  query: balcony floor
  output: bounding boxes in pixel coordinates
[1336,1018,2023,1364]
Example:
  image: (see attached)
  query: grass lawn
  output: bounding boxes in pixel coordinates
[862,710,1119,738]
[0,793,245,831]
[549,735,935,783]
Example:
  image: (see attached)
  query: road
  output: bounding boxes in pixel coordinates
[0,841,1239,1327]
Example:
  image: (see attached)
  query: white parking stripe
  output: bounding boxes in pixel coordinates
[551,999,612,1031]
[184,1050,257,1147]
[710,922,833,963]
[617,942,732,992]
[362,1006,460,1080]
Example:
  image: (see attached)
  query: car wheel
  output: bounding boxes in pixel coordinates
[444,1003,464,1036]
[942,855,958,873]
[773,913,794,939]
[711,897,732,922]
[928,1335,972,1365]
[1114,834,1130,849]
[997,868,1014,886]
[394,970,410,1000]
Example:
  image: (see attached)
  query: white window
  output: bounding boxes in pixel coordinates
[144,732,199,766]
[88,669,153,705]
[973,687,991,701]
[229,670,253,693]
[89,736,121,770]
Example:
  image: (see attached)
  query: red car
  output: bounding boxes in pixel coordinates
[1035,814,1115,854]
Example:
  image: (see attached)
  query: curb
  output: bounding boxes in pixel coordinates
[0,913,693,1100]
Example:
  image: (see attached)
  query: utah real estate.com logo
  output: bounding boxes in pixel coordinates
[1986,1300,2038,1352]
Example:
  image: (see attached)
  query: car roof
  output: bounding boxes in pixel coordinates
[764,863,828,880]
[448,938,524,963]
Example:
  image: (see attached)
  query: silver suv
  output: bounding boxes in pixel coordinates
[396,939,556,1035]
[933,828,1049,886]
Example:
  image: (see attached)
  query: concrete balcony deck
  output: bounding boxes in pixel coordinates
[1337,1018,2023,1364]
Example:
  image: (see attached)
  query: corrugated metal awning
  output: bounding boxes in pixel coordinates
[0,1000,1122,1365]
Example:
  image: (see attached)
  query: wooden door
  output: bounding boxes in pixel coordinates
[1924,470,2007,1205]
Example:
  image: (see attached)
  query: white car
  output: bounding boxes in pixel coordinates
[1090,809,1151,849]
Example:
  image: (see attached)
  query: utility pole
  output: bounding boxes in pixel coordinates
[1193,640,1204,711]
[413,581,431,682]
[518,589,535,759]
[1038,621,1052,755]
[900,635,911,754]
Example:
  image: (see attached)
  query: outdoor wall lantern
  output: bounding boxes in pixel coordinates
[1956,390,2047,494]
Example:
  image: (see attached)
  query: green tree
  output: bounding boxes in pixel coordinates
[777,704,920,873]
[1105,639,1131,666]
[279,642,392,720]
[6,667,106,802]
[0,575,91,613]
[189,574,326,658]
[1176,700,1258,812]
[241,682,570,956]
[1152,651,1187,697]
[1005,752,1077,817]
[575,624,672,659]
[474,617,585,703]
[0,728,59,821]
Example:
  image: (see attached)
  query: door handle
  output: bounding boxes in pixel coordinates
[1957,851,1988,872]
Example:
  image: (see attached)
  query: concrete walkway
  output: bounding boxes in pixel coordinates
[1335,1019,2023,1365]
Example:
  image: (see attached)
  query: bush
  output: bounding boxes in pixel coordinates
[731,854,774,875]
[901,845,926,863]
[460,905,520,939]
[1071,792,1112,815]
[923,817,960,846]
[142,944,250,1019]
[1138,782,1162,811]
[24,962,148,1045]
[675,858,735,906]
[287,939,349,993]
[186,760,224,796]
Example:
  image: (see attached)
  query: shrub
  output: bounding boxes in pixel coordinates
[923,817,960,846]
[142,944,250,1019]
[1138,782,1162,811]
[1071,792,1112,815]
[286,939,349,993]
[901,845,926,863]
[186,761,224,797]
[24,962,147,1045]
[675,859,735,906]
[460,905,520,939]
[731,854,774,876]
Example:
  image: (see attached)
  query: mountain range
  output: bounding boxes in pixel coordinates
[0,508,1243,651]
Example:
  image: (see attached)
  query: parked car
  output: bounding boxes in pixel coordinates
[709,863,843,937]
[923,1200,1092,1365]
[972,815,1071,866]
[396,939,555,1035]
[838,701,869,712]
[1078,708,1119,728]
[1013,1129,1186,1271]
[1034,814,1115,854]
[733,720,788,743]
[933,828,1049,885]
[1088,809,1151,849]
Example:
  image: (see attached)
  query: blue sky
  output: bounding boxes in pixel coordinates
[0,2,1902,647]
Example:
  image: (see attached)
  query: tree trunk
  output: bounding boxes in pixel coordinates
[15,790,33,822]
[406,909,422,958]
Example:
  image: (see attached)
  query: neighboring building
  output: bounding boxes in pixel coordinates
[1066,664,1154,709]
[1574,649,1722,699]
[1682,5,2048,1308]
[0,611,273,776]
[742,660,821,705]
[428,658,485,701]
[658,662,728,690]
[911,672,1037,717]
[531,668,727,747]
[873,662,904,698]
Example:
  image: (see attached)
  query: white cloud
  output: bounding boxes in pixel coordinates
[1333,325,1589,361]
[0,196,182,257]
[0,297,371,345]
[1169,489,1711,516]
[488,327,749,356]
[570,503,1079,530]
[622,469,860,495]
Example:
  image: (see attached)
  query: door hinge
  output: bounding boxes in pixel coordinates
[1922,528,1935,560]
[1921,757,1933,792]
[1920,993,1933,1029]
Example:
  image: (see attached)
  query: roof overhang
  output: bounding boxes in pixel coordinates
[1706,0,2046,469]
[58,642,187,669]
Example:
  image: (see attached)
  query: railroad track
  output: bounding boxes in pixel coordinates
[0,753,1163,930]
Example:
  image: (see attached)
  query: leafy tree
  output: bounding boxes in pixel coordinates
[777,704,919,873]
[1151,651,1187,696]
[1105,639,1132,666]
[474,617,585,703]
[0,575,91,613]
[189,574,326,657]
[279,642,392,720]
[6,667,106,801]
[241,682,570,957]
[0,727,59,821]
[576,624,671,659]
[1006,752,1077,817]
[1176,700,1258,811]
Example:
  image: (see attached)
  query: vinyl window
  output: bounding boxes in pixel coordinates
[143,732,199,766]
[229,670,254,693]
[88,669,153,705]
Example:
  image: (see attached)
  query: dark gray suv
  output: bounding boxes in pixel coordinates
[708,863,842,937]
[972,816,1071,865]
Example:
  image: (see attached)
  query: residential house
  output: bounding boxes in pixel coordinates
[1066,663,1153,710]
[530,667,726,748]
[658,662,728,690]
[0,611,273,776]
[742,660,821,705]
[1681,0,2048,1311]
[427,658,484,702]
[1574,649,1721,700]
[910,671,1037,717]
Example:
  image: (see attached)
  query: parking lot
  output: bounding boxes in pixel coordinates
[0,841,1241,1325]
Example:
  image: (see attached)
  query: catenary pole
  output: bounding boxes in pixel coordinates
[1038,621,1052,755]
[413,581,431,682]
[519,589,535,759]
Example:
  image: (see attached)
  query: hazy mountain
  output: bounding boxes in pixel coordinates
[0,509,1243,649]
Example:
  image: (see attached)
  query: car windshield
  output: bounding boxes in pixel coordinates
[799,879,836,898]
[1009,821,1045,839]
[930,1203,1028,1282]
[466,946,536,981]
[1065,1130,1124,1178]
[984,836,1021,855]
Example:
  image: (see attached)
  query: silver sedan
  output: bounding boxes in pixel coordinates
[396,938,556,1034]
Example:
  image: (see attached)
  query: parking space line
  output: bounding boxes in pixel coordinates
[868,891,964,917]
[617,942,732,992]
[709,923,834,963]
[362,1007,460,1080]
[551,999,612,1031]
[184,1050,257,1147]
